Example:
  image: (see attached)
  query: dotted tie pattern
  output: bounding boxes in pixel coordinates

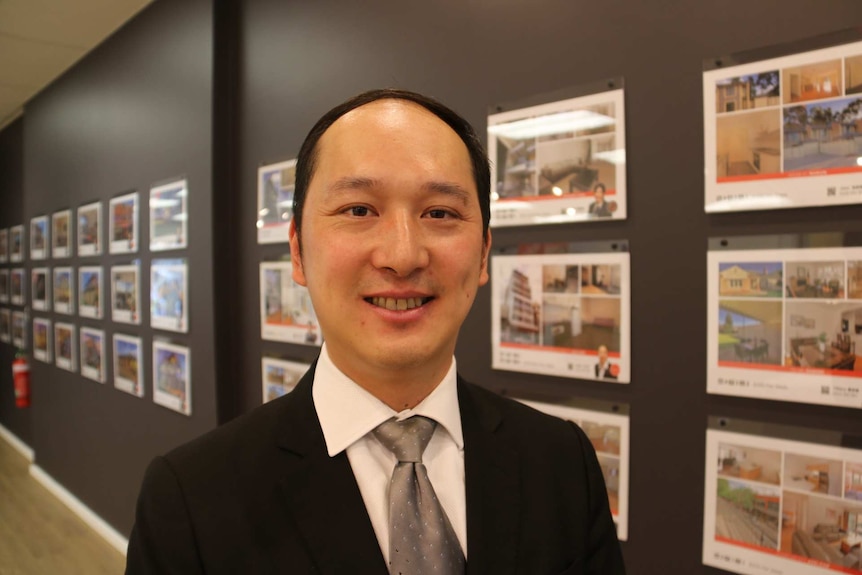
[373,416,465,575]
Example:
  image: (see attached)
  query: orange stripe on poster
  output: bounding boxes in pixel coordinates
[717,165,862,184]
[500,342,621,357]
[714,536,860,574]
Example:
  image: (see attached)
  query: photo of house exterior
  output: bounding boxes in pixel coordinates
[715,72,780,113]
[783,97,862,171]
[715,478,780,551]
[500,268,541,344]
[719,262,782,297]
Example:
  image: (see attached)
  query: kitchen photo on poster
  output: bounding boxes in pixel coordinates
[517,399,630,541]
[488,88,626,227]
[257,159,296,244]
[153,340,191,416]
[491,251,630,383]
[707,246,862,409]
[703,427,862,575]
[704,38,862,212]
[261,357,309,403]
[259,260,321,346]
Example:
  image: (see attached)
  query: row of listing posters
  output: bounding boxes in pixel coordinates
[703,425,862,575]
[704,38,862,212]
[492,250,631,383]
[707,245,862,409]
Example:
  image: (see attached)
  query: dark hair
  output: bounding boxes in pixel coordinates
[292,88,490,238]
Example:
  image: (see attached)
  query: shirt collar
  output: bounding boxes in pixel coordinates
[312,344,464,457]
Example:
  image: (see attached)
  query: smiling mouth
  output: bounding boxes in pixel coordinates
[367,296,433,311]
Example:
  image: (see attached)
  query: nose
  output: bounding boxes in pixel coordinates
[370,212,430,277]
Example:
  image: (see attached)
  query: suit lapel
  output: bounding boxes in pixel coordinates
[459,380,520,575]
[274,369,389,575]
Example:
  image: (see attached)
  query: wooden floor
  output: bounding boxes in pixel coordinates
[0,437,126,575]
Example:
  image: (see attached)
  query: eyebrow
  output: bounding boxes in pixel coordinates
[327,177,473,205]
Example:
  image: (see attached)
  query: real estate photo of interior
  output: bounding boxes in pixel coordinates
[715,71,780,114]
[597,453,620,515]
[715,109,781,178]
[780,490,862,571]
[785,260,846,299]
[718,262,783,298]
[849,261,862,300]
[784,301,862,372]
[784,453,844,497]
[717,443,781,485]
[535,135,616,197]
[582,421,621,456]
[556,295,621,353]
[847,55,862,95]
[715,478,780,551]
[494,135,537,199]
[580,264,621,295]
[847,463,862,501]
[717,300,782,366]
[542,264,579,294]
[782,59,843,104]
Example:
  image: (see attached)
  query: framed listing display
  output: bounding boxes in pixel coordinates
[0,309,9,343]
[10,224,23,262]
[703,419,862,575]
[79,266,103,319]
[153,340,191,416]
[32,318,51,362]
[54,322,76,372]
[150,179,188,251]
[11,311,25,348]
[488,85,626,227]
[30,215,48,260]
[708,242,862,408]
[77,201,102,256]
[518,398,630,541]
[0,228,7,262]
[51,209,72,258]
[491,248,631,382]
[109,191,139,254]
[257,159,296,244]
[111,263,141,325]
[114,334,143,397]
[705,37,862,212]
[80,327,106,383]
[260,260,321,345]
[0,270,8,303]
[31,267,49,311]
[10,268,24,306]
[261,357,309,403]
[53,267,74,314]
[151,259,187,332]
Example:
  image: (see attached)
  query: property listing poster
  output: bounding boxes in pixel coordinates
[491,251,630,383]
[703,427,862,575]
[704,39,862,212]
[518,399,630,541]
[707,246,862,408]
[257,159,296,244]
[259,261,321,346]
[488,88,626,227]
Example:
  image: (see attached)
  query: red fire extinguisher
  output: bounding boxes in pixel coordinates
[12,352,30,408]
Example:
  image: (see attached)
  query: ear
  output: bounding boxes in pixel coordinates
[478,229,491,286]
[289,219,308,286]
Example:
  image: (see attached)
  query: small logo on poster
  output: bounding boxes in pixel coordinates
[827,187,836,196]
[821,385,830,395]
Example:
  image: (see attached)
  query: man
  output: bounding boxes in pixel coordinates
[595,345,618,380]
[126,89,625,574]
[587,188,612,218]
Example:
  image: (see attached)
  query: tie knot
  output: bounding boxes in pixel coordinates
[372,416,436,463]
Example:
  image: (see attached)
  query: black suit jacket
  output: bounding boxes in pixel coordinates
[126,368,625,574]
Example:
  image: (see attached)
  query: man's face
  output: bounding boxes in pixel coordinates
[598,345,608,364]
[595,190,605,204]
[290,100,491,384]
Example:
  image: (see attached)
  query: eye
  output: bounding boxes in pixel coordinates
[426,209,453,219]
[347,206,370,217]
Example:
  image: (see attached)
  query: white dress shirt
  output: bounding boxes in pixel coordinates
[312,345,467,563]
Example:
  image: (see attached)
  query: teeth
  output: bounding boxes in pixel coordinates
[371,297,427,310]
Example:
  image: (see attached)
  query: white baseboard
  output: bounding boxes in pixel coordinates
[0,423,34,462]
[29,464,129,557]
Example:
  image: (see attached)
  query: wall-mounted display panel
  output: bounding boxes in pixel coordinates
[77,201,102,257]
[259,260,321,346]
[492,249,631,382]
[9,225,23,262]
[708,244,862,408]
[54,322,76,372]
[0,228,7,263]
[30,215,48,260]
[518,398,631,541]
[150,179,188,251]
[10,268,25,306]
[109,191,139,254]
[80,327,106,383]
[704,38,862,212]
[114,334,143,397]
[52,209,72,258]
[0,269,8,303]
[111,263,141,325]
[151,259,188,332]
[261,357,308,403]
[53,267,74,315]
[257,159,296,244]
[153,340,191,416]
[31,267,50,311]
[703,422,862,575]
[32,317,51,363]
[79,266,103,319]
[488,86,627,227]
[0,309,10,343]
[11,310,25,348]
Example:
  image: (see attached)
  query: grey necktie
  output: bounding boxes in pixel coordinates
[372,416,465,575]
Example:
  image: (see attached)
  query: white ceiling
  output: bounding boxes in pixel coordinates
[0,0,153,130]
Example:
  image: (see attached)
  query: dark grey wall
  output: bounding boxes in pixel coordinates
[236,1,862,573]
[18,0,216,534]
[0,118,31,446]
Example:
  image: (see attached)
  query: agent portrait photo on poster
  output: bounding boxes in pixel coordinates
[126,89,626,574]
